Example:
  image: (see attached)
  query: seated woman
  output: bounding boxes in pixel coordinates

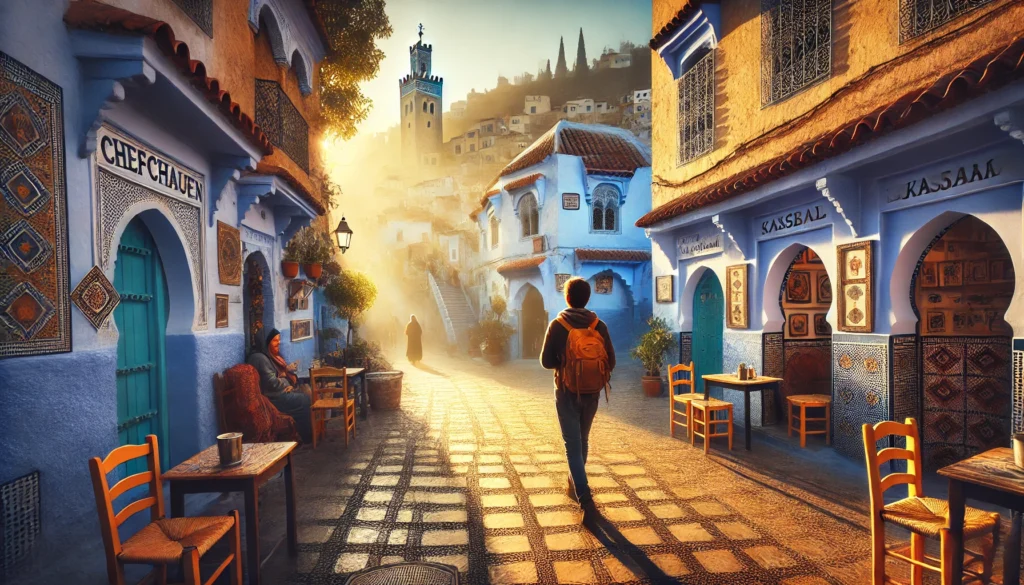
[247,329,312,443]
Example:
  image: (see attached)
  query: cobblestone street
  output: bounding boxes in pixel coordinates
[240,351,888,585]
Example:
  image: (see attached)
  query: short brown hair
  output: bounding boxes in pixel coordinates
[564,277,591,308]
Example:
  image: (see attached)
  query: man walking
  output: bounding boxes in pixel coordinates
[540,277,615,523]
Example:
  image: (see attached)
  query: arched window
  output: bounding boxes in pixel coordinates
[490,217,500,248]
[430,103,435,114]
[518,193,539,238]
[427,121,431,128]
[422,101,428,112]
[591,184,619,232]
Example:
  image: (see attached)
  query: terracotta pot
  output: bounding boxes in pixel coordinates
[303,263,323,279]
[484,351,505,366]
[281,261,299,278]
[641,375,663,397]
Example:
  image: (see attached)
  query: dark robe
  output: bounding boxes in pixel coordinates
[246,332,312,443]
[406,319,423,362]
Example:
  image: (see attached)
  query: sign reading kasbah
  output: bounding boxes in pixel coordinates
[761,205,827,236]
[96,126,204,206]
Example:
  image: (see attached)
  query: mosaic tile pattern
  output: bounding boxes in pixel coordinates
[1014,339,1023,435]
[832,342,889,459]
[761,332,784,425]
[890,335,919,424]
[70,266,119,329]
[286,363,844,585]
[678,332,692,366]
[920,336,1011,470]
[0,52,70,358]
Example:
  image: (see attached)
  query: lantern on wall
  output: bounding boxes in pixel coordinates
[334,216,353,253]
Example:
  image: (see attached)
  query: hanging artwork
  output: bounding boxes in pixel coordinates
[217,221,242,285]
[965,260,989,285]
[813,313,830,336]
[215,294,229,328]
[656,275,674,303]
[789,314,809,337]
[288,279,315,311]
[837,240,874,332]
[785,271,812,303]
[919,262,939,288]
[939,261,962,287]
[555,273,570,292]
[816,273,832,303]
[595,274,613,294]
[727,264,749,329]
[0,52,71,358]
[290,318,312,341]
[70,266,119,330]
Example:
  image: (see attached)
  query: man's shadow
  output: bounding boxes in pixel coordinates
[411,362,446,377]
[586,512,679,584]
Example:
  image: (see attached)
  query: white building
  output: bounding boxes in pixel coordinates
[633,89,651,102]
[563,98,595,119]
[450,100,467,118]
[524,95,551,115]
[509,114,529,135]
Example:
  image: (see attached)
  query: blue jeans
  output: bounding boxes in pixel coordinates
[555,389,600,503]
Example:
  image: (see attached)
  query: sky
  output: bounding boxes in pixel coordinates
[351,0,653,139]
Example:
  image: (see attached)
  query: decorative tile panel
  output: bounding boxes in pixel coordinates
[899,0,994,43]
[70,266,119,329]
[1013,339,1023,434]
[761,331,784,424]
[760,0,832,106]
[891,334,919,423]
[723,331,768,426]
[170,0,213,36]
[255,79,309,172]
[678,331,691,366]
[832,342,889,459]
[0,52,70,358]
[96,169,207,329]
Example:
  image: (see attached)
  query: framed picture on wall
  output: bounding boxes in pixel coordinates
[555,273,571,292]
[215,294,229,328]
[965,260,990,285]
[789,314,809,337]
[813,313,830,336]
[656,275,674,303]
[726,264,749,329]
[926,311,946,334]
[785,271,812,303]
[595,275,613,294]
[939,261,963,287]
[837,240,874,333]
[816,273,832,303]
[919,263,939,288]
[290,319,313,342]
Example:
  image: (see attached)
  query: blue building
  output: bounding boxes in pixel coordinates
[0,0,329,580]
[471,121,653,359]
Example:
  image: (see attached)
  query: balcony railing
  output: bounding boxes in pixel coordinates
[255,79,309,172]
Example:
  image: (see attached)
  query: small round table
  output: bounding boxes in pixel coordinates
[786,394,832,448]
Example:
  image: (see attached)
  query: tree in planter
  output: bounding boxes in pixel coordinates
[324,269,377,347]
[473,295,514,363]
[630,316,674,396]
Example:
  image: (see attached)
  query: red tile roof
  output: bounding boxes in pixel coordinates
[503,173,544,192]
[255,162,326,216]
[637,34,1024,228]
[650,2,708,50]
[575,249,652,263]
[496,256,546,274]
[500,121,650,178]
[64,0,273,156]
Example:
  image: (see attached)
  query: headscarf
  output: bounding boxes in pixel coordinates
[406,315,421,336]
[263,328,296,384]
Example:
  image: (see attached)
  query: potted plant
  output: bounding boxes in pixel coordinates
[467,325,483,357]
[284,227,334,279]
[347,338,404,410]
[631,316,674,397]
[281,245,300,278]
[323,269,377,348]
[479,295,514,365]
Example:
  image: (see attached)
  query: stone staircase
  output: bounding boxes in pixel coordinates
[429,273,477,349]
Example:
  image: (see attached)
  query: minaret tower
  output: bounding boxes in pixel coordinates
[399,24,443,170]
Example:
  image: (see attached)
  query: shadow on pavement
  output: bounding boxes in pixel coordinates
[411,361,448,377]
[587,511,679,584]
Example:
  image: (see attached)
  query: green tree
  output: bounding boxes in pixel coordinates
[317,0,394,139]
[555,36,568,78]
[574,28,588,76]
[324,270,378,345]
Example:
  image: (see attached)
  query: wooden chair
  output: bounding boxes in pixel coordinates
[690,399,733,453]
[668,362,699,440]
[89,435,242,585]
[310,366,357,448]
[787,394,832,448]
[862,418,998,585]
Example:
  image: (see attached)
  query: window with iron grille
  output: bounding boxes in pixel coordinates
[760,0,832,106]
[490,217,499,248]
[255,80,310,172]
[518,194,539,238]
[899,0,993,42]
[170,0,213,36]
[590,184,620,232]
[677,50,715,165]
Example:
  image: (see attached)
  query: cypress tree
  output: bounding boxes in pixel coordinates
[574,28,588,76]
[555,36,568,78]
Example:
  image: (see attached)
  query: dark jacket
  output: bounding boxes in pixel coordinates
[246,339,290,399]
[540,307,615,389]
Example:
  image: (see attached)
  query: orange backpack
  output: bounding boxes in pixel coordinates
[557,316,611,402]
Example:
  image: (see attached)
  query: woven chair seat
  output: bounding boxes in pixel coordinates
[672,393,700,403]
[882,496,998,538]
[119,516,234,564]
[313,398,352,410]
[691,398,731,410]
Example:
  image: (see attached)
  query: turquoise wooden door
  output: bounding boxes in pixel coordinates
[114,218,169,470]
[692,271,724,395]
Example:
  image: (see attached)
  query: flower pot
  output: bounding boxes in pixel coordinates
[483,350,505,366]
[282,261,299,278]
[303,263,322,279]
[641,375,663,397]
[366,371,403,410]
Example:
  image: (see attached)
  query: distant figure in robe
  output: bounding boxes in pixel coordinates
[405,315,423,364]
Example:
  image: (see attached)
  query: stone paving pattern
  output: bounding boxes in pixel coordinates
[229,352,1024,584]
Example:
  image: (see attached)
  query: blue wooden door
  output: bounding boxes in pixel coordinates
[692,271,724,395]
[114,218,169,470]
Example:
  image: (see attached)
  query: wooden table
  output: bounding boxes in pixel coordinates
[165,442,298,585]
[939,448,1024,585]
[701,374,783,451]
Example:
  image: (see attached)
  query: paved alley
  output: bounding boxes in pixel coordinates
[249,352,884,585]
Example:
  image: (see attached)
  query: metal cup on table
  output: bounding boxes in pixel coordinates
[217,432,243,467]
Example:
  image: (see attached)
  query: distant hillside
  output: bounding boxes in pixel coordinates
[444,47,651,141]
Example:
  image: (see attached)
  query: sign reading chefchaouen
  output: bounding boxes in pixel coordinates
[96,126,204,206]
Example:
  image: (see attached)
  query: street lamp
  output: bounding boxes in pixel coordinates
[334,215,353,254]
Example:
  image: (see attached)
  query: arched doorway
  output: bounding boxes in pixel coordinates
[913,216,1014,469]
[520,286,546,359]
[692,271,723,395]
[780,247,833,402]
[114,217,169,470]
[243,253,273,354]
